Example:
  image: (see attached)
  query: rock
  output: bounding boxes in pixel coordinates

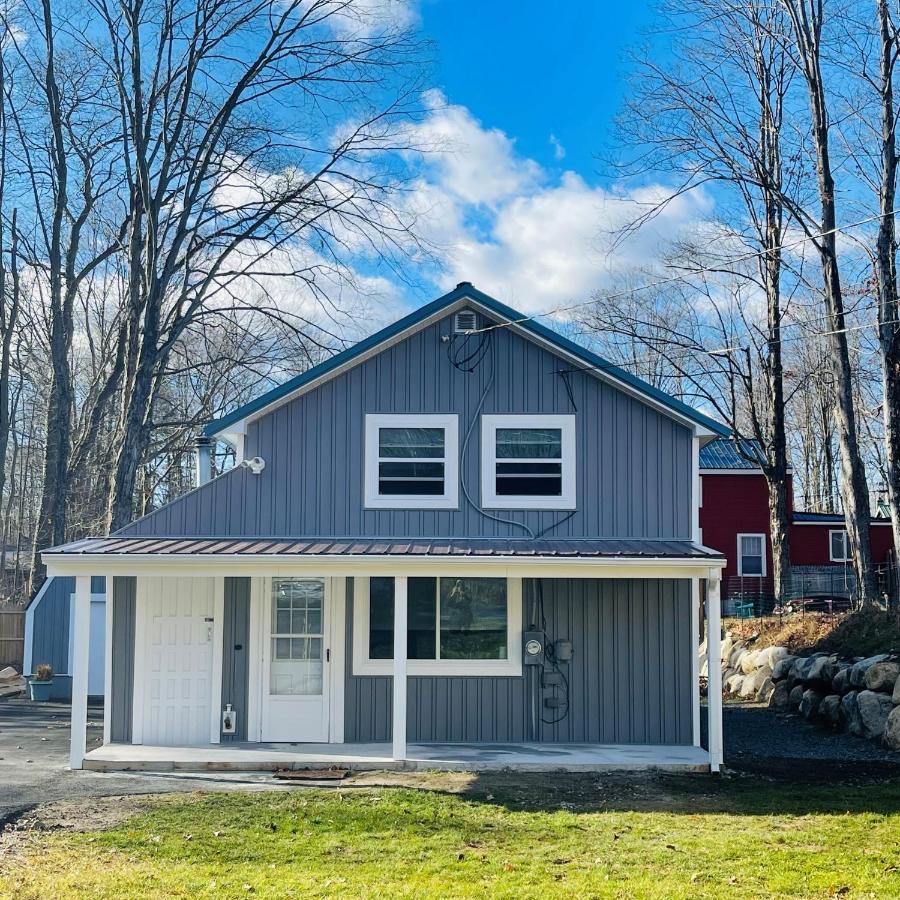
[761,646,791,669]
[720,635,734,663]
[755,676,775,704]
[740,650,760,675]
[700,658,708,678]
[820,694,842,726]
[894,676,900,705]
[850,654,890,689]
[725,673,745,695]
[768,681,792,712]
[730,648,747,671]
[771,655,797,682]
[740,665,774,698]
[885,707,900,750]
[789,684,805,709]
[804,655,838,687]
[841,691,862,735]
[857,691,895,740]
[799,689,823,719]
[832,666,853,695]
[864,660,900,694]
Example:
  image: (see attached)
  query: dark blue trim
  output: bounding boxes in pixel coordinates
[793,511,891,525]
[205,284,730,438]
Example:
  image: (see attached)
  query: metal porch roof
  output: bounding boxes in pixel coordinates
[44,537,724,560]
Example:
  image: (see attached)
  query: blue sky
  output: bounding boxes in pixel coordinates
[419,1,657,181]
[326,1,710,325]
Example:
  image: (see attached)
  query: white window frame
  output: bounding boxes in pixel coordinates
[737,533,766,577]
[351,575,523,677]
[364,414,459,510]
[829,529,850,562]
[480,414,576,510]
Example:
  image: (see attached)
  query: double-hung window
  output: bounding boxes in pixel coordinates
[364,414,458,509]
[353,576,523,676]
[829,529,850,562]
[737,533,766,576]
[480,414,576,509]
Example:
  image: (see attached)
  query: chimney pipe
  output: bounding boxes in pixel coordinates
[195,435,213,487]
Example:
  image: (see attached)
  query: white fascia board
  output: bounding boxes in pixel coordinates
[210,295,719,440]
[45,552,725,581]
[215,300,474,436]
[792,519,893,526]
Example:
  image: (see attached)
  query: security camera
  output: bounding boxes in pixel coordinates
[240,456,266,474]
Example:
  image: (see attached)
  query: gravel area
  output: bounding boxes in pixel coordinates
[722,701,900,779]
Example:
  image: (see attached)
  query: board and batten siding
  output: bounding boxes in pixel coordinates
[109,576,136,743]
[344,577,693,745]
[119,311,693,540]
[220,577,251,742]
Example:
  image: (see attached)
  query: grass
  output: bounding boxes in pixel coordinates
[3,774,900,899]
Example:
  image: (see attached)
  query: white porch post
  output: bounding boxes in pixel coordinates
[392,575,408,761]
[69,574,92,770]
[706,570,723,772]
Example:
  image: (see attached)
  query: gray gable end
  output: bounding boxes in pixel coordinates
[119,308,693,541]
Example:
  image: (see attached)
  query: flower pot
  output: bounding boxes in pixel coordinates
[28,678,54,702]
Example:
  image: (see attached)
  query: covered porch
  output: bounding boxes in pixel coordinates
[44,537,726,774]
[82,740,711,773]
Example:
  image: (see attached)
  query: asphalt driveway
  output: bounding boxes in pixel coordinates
[0,699,290,824]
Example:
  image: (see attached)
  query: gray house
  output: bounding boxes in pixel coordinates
[45,283,728,772]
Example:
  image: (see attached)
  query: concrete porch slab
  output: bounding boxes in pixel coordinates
[83,741,710,773]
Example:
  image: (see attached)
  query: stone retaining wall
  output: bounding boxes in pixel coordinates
[707,632,900,750]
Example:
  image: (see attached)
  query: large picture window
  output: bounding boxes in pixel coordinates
[353,576,522,676]
[364,414,459,509]
[481,414,576,510]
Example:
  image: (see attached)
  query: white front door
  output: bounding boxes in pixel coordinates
[137,577,215,746]
[261,578,330,742]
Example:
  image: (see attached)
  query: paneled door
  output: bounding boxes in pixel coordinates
[261,578,330,742]
[138,577,215,746]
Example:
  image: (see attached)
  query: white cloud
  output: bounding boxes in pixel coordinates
[407,95,715,314]
[549,134,566,161]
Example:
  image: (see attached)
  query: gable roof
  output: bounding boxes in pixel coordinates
[204,282,729,439]
[699,437,765,470]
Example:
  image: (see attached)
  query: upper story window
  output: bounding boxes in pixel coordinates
[830,529,850,562]
[364,414,458,509]
[480,414,576,510]
[737,533,766,576]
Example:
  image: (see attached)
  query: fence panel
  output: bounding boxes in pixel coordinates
[0,610,25,670]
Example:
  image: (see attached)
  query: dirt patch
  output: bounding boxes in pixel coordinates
[725,607,900,657]
[0,794,181,865]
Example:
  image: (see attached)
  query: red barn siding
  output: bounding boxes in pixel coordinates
[790,522,894,566]
[700,468,895,585]
[699,473,774,582]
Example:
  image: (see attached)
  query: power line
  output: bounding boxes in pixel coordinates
[465,207,900,338]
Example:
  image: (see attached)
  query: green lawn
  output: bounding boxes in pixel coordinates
[3,774,900,899]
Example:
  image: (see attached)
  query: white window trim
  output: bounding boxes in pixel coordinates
[364,414,459,510]
[736,532,767,577]
[829,529,850,562]
[351,575,523,677]
[480,414,576,510]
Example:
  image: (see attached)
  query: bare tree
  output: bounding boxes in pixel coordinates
[75,0,426,530]
[602,0,797,598]
[779,0,879,603]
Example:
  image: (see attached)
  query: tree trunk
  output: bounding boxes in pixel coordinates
[876,0,900,602]
[784,0,879,604]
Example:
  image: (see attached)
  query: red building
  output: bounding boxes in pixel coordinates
[699,438,894,605]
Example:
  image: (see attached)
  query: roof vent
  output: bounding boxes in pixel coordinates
[454,309,478,333]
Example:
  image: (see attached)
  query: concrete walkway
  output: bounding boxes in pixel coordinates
[0,700,295,824]
[84,740,710,773]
